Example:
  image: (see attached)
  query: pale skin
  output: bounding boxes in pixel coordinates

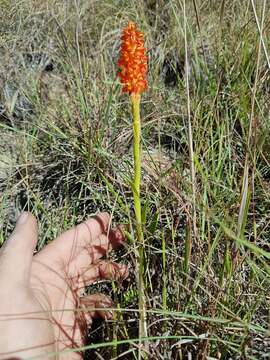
[0,212,128,359]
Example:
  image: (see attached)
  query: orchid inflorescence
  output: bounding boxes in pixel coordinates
[118,21,148,95]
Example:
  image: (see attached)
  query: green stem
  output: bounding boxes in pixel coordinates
[131,93,148,358]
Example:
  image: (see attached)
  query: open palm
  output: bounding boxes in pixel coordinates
[0,212,128,359]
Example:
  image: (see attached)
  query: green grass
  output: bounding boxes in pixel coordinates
[1,0,270,358]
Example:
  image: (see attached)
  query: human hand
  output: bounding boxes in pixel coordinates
[0,212,128,359]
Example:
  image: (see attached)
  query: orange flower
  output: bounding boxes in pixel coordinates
[118,21,148,95]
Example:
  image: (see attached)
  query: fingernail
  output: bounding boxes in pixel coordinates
[100,300,112,308]
[17,212,29,225]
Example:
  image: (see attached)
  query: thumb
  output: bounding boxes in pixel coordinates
[0,212,38,286]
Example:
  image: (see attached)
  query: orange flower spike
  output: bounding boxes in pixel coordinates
[118,22,148,95]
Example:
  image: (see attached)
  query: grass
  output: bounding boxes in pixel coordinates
[1,0,270,358]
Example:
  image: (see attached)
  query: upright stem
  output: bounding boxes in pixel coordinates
[183,0,197,245]
[131,93,148,358]
[131,94,142,224]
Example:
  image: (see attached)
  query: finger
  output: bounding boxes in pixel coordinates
[0,212,37,286]
[108,225,126,248]
[53,295,86,359]
[72,233,111,264]
[55,295,113,357]
[67,226,127,275]
[76,261,129,288]
[80,293,114,320]
[35,212,111,266]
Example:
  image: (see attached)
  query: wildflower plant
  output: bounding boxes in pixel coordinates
[118,21,148,357]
